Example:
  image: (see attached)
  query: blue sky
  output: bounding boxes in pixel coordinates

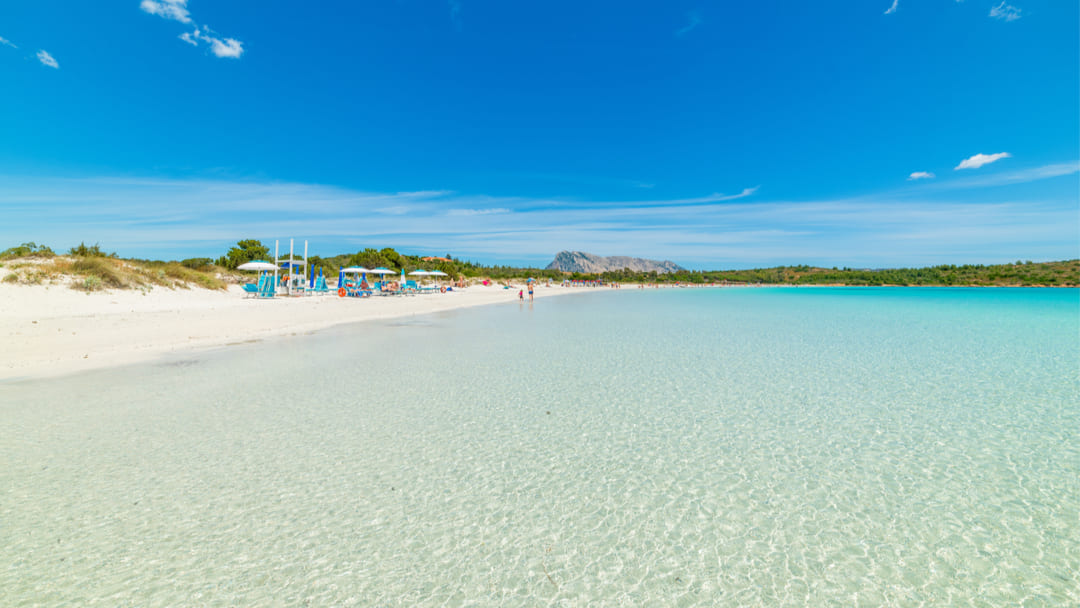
[1,0,1077,269]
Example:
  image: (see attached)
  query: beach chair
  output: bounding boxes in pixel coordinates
[313,275,329,294]
[257,273,275,298]
[242,283,259,298]
[345,281,372,298]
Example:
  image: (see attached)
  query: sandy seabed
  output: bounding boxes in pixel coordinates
[0,282,574,381]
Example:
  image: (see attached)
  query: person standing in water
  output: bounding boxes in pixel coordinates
[527,281,534,301]
[518,288,524,301]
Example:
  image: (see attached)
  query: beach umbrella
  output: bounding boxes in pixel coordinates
[237,261,278,271]
[340,267,369,287]
[368,267,394,289]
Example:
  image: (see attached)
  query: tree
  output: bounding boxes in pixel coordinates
[219,239,270,269]
[350,248,391,270]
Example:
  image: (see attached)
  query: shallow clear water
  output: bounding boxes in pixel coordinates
[2,287,1078,607]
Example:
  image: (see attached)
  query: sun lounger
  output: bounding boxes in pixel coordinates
[257,273,275,298]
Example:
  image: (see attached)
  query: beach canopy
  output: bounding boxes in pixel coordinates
[279,260,307,266]
[341,266,369,273]
[369,267,396,275]
[429,270,449,276]
[408,270,431,276]
[237,261,278,271]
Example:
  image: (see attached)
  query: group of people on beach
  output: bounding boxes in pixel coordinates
[518,282,534,301]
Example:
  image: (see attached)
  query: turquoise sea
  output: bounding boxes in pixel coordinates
[2,287,1078,606]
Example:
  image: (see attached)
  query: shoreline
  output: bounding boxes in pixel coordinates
[1,283,590,382]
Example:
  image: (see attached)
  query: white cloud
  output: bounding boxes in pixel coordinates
[989,2,1021,21]
[908,171,935,180]
[955,152,1011,170]
[676,11,703,36]
[142,1,244,58]
[174,27,244,58]
[209,37,243,58]
[884,0,899,15]
[36,50,58,69]
[0,36,16,49]
[140,0,192,24]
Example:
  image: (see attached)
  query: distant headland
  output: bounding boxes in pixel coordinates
[546,251,684,274]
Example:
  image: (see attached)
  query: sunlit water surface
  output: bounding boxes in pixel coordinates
[2,287,1078,607]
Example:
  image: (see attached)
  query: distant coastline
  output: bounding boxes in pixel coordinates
[1,242,1077,290]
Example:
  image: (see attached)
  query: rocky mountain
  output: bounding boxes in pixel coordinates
[545,251,685,274]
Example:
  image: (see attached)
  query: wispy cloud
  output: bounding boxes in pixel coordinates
[908,171,935,181]
[0,36,16,49]
[884,0,899,15]
[141,1,244,58]
[449,0,463,31]
[935,162,1079,189]
[447,208,511,217]
[1,174,1074,268]
[955,152,1011,170]
[676,11,703,37]
[36,50,58,69]
[139,0,192,24]
[989,2,1021,21]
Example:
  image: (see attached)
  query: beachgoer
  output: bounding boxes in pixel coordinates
[528,282,534,301]
[518,289,524,301]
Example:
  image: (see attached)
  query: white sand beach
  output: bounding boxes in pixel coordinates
[1,282,575,381]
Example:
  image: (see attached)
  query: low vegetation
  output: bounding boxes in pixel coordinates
[1,246,231,291]
[628,260,1080,287]
[0,240,1076,291]
[0,242,55,260]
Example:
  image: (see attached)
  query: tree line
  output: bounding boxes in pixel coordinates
[4,240,1077,286]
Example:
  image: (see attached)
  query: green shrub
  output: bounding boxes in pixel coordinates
[82,275,103,291]
[180,257,213,270]
[0,242,55,260]
[72,257,128,288]
[2,273,17,283]
[69,242,116,258]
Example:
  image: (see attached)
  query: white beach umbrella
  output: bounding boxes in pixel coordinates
[368,267,395,275]
[341,267,370,273]
[237,261,279,271]
[426,270,448,290]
